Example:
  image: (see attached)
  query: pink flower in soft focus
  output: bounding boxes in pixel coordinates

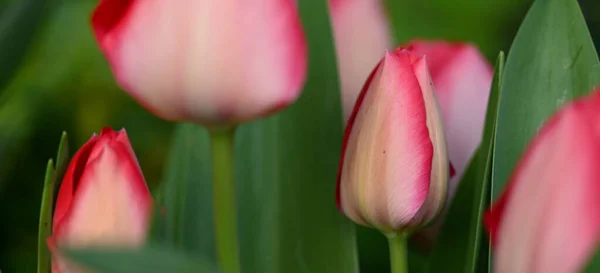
[329,0,392,121]
[91,0,307,125]
[406,40,493,199]
[485,90,600,273]
[336,48,449,232]
[48,128,152,273]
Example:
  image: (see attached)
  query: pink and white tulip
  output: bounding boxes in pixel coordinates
[485,90,600,273]
[48,128,152,273]
[91,0,307,125]
[329,0,392,121]
[337,48,449,232]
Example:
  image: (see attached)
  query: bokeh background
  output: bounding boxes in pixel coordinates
[0,0,597,272]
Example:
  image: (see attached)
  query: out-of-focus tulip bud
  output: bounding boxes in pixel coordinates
[406,40,493,198]
[337,49,449,233]
[405,41,493,246]
[485,90,600,273]
[91,0,307,125]
[48,128,152,273]
[329,0,392,121]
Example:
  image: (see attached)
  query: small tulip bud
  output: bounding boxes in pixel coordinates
[485,90,600,273]
[48,128,152,273]
[337,48,449,233]
[91,0,307,125]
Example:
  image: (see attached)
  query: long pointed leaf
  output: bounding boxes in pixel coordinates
[492,0,600,200]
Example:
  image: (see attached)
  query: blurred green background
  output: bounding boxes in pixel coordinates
[0,0,597,272]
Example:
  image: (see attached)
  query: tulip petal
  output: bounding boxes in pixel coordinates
[56,138,151,246]
[329,0,392,120]
[339,51,435,230]
[487,91,600,273]
[52,135,98,232]
[92,0,307,124]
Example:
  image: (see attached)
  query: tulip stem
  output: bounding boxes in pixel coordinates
[388,233,409,273]
[209,128,240,273]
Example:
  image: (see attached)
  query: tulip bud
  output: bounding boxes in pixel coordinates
[91,0,307,125]
[48,128,152,273]
[329,0,392,121]
[485,90,600,273]
[337,49,449,233]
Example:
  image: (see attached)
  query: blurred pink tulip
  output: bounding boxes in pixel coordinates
[337,48,449,232]
[329,0,392,121]
[406,40,493,198]
[485,90,600,273]
[91,0,307,125]
[48,128,152,273]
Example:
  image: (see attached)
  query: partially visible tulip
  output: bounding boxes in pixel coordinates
[329,0,392,121]
[406,40,493,197]
[48,128,152,273]
[91,0,307,125]
[337,48,449,233]
[405,41,493,246]
[485,90,600,273]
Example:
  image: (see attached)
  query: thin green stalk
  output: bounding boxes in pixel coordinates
[388,233,409,273]
[209,128,240,273]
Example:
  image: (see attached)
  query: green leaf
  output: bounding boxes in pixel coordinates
[153,124,215,259]
[67,244,219,273]
[37,159,55,273]
[428,52,504,273]
[37,132,69,273]
[53,131,69,197]
[583,246,600,273]
[492,0,600,200]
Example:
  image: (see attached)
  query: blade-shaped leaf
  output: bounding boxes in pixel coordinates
[37,159,55,273]
[37,132,69,273]
[154,123,215,259]
[428,52,504,273]
[492,0,600,200]
[68,244,219,273]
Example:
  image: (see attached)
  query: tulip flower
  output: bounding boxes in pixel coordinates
[329,0,392,121]
[337,48,449,233]
[48,128,152,273]
[91,0,307,125]
[485,90,600,273]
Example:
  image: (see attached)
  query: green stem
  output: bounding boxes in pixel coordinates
[388,233,409,273]
[209,128,240,273]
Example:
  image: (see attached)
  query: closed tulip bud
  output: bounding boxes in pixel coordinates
[485,90,600,273]
[329,0,392,121]
[48,128,152,273]
[337,49,449,233]
[91,0,307,125]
